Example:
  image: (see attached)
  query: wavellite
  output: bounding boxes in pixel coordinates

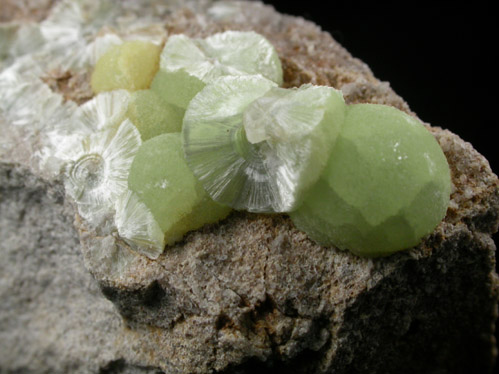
[290,103,451,257]
[77,29,450,256]
[151,31,283,108]
[128,133,231,246]
[2,2,497,373]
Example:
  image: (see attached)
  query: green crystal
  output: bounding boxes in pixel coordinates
[290,104,451,257]
[91,40,161,93]
[127,89,184,141]
[128,133,230,245]
[183,78,345,213]
[152,31,283,109]
[151,69,206,109]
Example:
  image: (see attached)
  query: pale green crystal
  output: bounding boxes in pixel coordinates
[91,40,161,93]
[151,31,283,108]
[127,89,184,141]
[128,133,230,245]
[290,104,451,257]
[182,76,345,212]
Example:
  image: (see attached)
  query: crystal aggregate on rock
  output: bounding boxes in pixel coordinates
[291,103,451,257]
[1,1,498,373]
[151,30,283,108]
[128,132,231,246]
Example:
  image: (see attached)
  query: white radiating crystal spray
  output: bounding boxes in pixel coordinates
[115,190,165,259]
[183,76,345,212]
[0,0,197,264]
[0,58,77,170]
[62,119,141,224]
[161,31,283,84]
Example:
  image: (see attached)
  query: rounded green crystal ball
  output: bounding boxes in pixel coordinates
[128,133,230,245]
[290,103,451,257]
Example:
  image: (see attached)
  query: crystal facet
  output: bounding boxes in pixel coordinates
[183,77,345,213]
[128,133,231,246]
[91,40,161,93]
[290,104,451,257]
[151,31,283,108]
[127,89,184,141]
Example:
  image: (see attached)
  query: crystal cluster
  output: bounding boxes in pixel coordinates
[151,31,283,108]
[290,104,451,257]
[0,0,451,260]
[182,77,345,212]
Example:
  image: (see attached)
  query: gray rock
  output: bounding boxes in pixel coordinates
[1,1,498,373]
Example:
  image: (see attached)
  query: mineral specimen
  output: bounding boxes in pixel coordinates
[183,77,345,212]
[126,89,184,141]
[0,1,497,374]
[290,103,451,257]
[151,31,283,108]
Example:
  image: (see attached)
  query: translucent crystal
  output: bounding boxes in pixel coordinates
[39,0,121,70]
[0,59,77,173]
[91,40,161,93]
[0,23,44,69]
[182,76,346,212]
[290,104,451,257]
[44,90,130,176]
[127,89,184,141]
[0,60,69,130]
[128,133,230,245]
[115,190,165,259]
[74,89,130,132]
[151,31,283,108]
[243,84,345,202]
[151,69,207,110]
[164,194,231,245]
[63,119,142,223]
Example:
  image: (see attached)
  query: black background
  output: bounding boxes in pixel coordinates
[264,0,497,369]
[263,1,495,171]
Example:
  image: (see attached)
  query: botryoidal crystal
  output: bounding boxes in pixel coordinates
[128,133,231,246]
[290,104,451,257]
[1,0,451,262]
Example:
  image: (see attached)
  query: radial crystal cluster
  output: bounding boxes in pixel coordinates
[151,31,283,108]
[183,78,346,212]
[0,0,452,260]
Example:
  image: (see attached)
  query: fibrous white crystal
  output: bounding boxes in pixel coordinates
[62,119,141,225]
[115,190,165,259]
[160,31,283,85]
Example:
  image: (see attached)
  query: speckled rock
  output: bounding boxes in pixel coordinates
[1,1,498,374]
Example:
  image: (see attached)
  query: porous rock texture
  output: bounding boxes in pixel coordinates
[1,1,499,373]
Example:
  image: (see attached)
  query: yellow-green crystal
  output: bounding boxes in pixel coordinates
[151,70,206,109]
[91,40,161,93]
[127,89,184,141]
[290,104,451,257]
[165,195,231,245]
[128,133,230,245]
[152,31,283,109]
